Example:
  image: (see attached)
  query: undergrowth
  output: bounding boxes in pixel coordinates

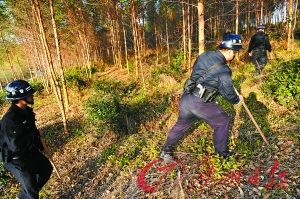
[262,58,300,110]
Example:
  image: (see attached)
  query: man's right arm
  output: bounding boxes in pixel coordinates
[218,71,240,104]
[265,35,272,52]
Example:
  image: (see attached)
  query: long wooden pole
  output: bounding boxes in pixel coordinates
[234,88,270,145]
[40,137,61,179]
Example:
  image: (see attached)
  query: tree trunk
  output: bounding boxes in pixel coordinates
[32,0,68,133]
[187,0,192,71]
[49,0,69,111]
[198,0,205,55]
[182,0,187,63]
[235,0,239,34]
[287,0,293,50]
[166,16,170,65]
[260,0,264,24]
[16,58,25,79]
[130,0,139,77]
[246,0,250,34]
[291,0,299,50]
[255,1,259,27]
[122,22,129,74]
[25,56,33,80]
[154,24,159,65]
[29,5,50,93]
[1,32,17,80]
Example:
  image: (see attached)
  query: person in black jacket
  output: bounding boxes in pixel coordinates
[0,80,52,199]
[248,25,272,74]
[160,34,244,162]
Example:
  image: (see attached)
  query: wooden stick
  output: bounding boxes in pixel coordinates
[41,139,61,179]
[39,131,61,179]
[234,88,270,145]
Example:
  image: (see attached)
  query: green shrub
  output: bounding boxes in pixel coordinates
[90,66,98,74]
[151,50,184,81]
[93,79,138,97]
[170,50,184,73]
[96,145,118,166]
[0,91,6,107]
[64,68,87,89]
[29,80,44,94]
[86,79,169,134]
[262,59,300,110]
[0,162,10,188]
[268,29,286,41]
[86,95,119,123]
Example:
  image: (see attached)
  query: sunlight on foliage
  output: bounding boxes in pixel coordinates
[262,58,300,110]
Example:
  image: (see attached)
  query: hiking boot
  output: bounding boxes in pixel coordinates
[160,150,174,163]
[160,146,175,163]
[218,150,234,158]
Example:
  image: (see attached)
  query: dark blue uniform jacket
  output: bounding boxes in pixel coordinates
[190,50,240,104]
[248,31,271,52]
[0,104,43,159]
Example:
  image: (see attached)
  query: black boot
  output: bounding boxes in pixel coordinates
[218,150,234,158]
[160,146,174,162]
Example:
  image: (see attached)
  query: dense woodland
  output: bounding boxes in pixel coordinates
[0,0,300,198]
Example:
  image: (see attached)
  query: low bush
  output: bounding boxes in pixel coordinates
[29,80,44,94]
[0,91,6,107]
[86,79,169,134]
[151,50,185,82]
[64,68,88,89]
[0,162,10,189]
[262,58,300,110]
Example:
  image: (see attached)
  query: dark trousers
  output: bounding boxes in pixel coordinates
[4,149,53,199]
[163,93,231,154]
[252,48,268,73]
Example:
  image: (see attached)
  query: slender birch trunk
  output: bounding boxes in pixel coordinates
[32,0,68,133]
[49,0,69,111]
[198,0,205,55]
[187,0,192,71]
[122,22,129,74]
[182,0,187,63]
[166,16,170,65]
[287,0,293,50]
[235,0,239,34]
[291,0,299,50]
[31,6,49,92]
[246,0,250,34]
[154,24,159,65]
[260,0,264,24]
[130,0,140,77]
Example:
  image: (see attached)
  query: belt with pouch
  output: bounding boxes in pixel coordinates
[192,83,218,102]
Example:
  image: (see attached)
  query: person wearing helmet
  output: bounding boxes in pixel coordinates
[160,34,244,162]
[248,25,272,74]
[0,80,53,199]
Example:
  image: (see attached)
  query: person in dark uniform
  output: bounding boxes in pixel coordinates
[248,25,272,74]
[0,80,53,199]
[160,34,244,161]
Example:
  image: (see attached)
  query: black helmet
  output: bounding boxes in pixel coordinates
[5,80,35,100]
[219,34,242,51]
[257,25,266,30]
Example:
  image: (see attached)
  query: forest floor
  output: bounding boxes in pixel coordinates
[1,46,300,199]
